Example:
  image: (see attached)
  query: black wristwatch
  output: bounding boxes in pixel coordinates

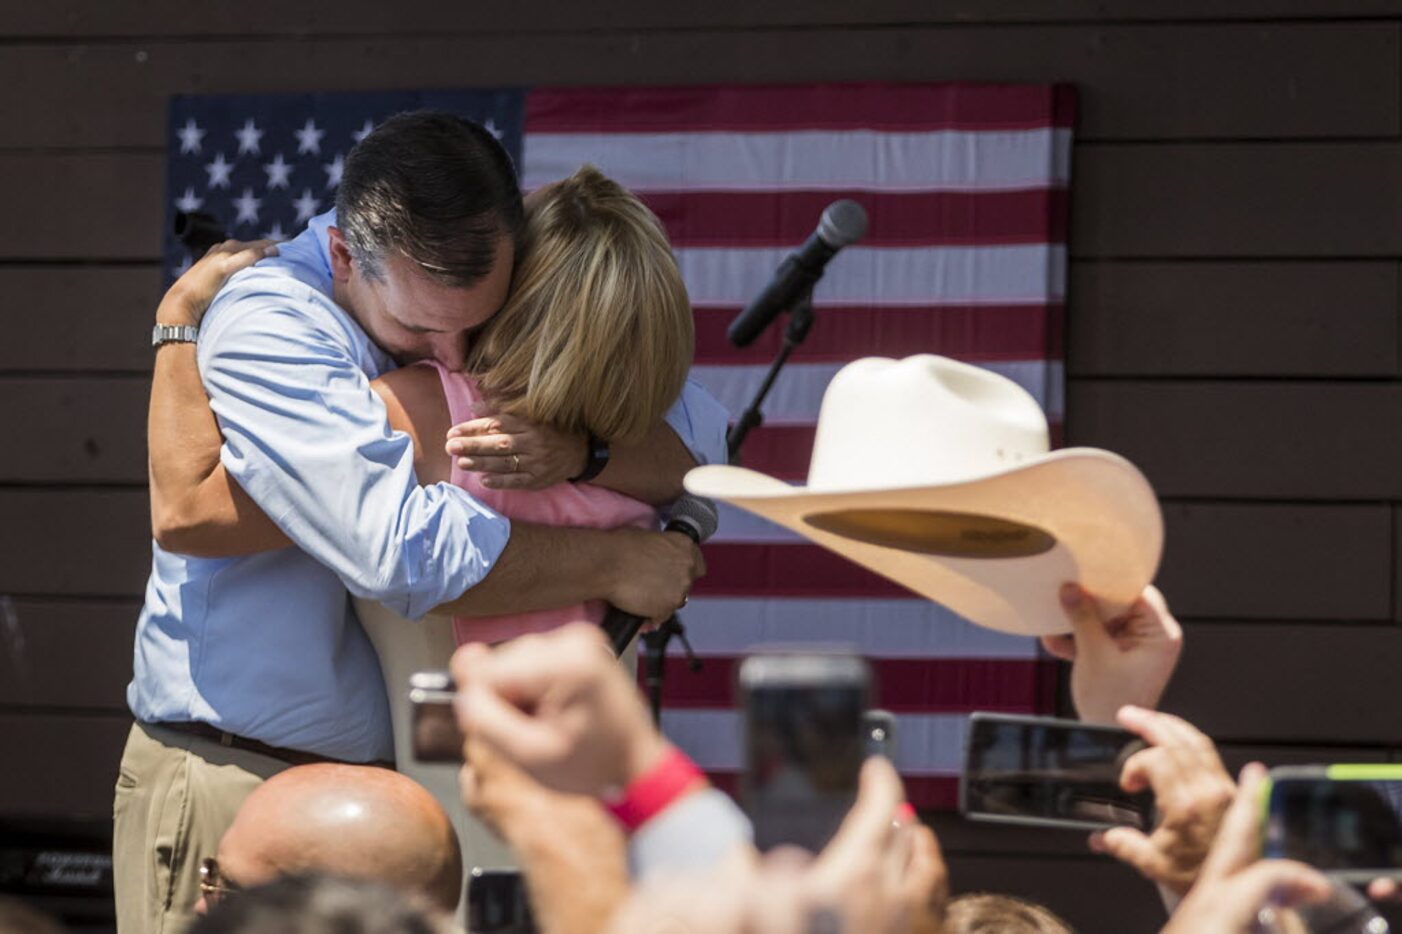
[570,433,610,483]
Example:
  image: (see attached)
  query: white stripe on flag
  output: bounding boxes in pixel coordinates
[689,360,1064,426]
[712,502,803,543]
[521,129,1073,192]
[661,708,968,775]
[675,597,1040,660]
[677,245,1067,307]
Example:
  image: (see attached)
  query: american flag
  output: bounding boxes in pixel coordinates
[166,83,1073,808]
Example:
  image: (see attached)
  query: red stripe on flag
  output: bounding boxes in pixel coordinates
[725,422,1066,482]
[643,190,1068,249]
[696,543,913,598]
[705,771,961,811]
[694,304,1064,365]
[648,656,1060,713]
[527,83,1076,133]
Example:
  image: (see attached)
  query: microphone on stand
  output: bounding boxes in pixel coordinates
[602,495,720,657]
[726,199,869,348]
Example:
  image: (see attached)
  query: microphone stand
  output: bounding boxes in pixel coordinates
[725,286,816,463]
[641,616,702,728]
[643,288,821,730]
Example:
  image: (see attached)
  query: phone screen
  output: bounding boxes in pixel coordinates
[1266,777,1402,877]
[408,671,464,764]
[741,654,870,853]
[961,713,1153,831]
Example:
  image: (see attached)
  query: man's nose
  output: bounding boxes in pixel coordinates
[427,333,468,370]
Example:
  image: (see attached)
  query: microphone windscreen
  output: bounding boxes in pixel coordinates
[668,495,720,543]
[817,200,869,249]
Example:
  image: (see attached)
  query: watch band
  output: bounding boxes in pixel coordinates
[570,433,610,483]
[152,324,199,349]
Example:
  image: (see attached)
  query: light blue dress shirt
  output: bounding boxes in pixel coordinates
[128,210,730,762]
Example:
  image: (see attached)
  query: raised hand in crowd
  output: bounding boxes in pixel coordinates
[1159,764,1331,934]
[461,735,630,934]
[157,239,279,328]
[1041,583,1183,725]
[451,623,674,798]
[1091,705,1236,898]
[604,757,948,934]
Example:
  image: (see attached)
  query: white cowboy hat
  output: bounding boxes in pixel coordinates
[684,355,1163,636]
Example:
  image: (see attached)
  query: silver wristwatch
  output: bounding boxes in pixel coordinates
[151,324,199,349]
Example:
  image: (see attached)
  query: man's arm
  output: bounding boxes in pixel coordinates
[148,241,291,557]
[446,377,731,505]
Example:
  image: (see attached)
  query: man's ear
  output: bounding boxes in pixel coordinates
[327,226,353,283]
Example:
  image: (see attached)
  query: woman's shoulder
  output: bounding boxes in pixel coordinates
[370,363,454,484]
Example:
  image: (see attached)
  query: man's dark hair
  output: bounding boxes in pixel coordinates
[188,874,446,934]
[336,111,524,288]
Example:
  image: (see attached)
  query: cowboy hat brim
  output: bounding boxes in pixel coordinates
[685,448,1163,636]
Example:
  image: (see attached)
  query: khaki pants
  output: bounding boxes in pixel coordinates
[112,722,291,933]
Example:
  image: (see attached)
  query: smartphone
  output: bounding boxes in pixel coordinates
[739,652,871,853]
[466,868,536,934]
[407,670,464,764]
[1263,765,1402,883]
[960,712,1154,831]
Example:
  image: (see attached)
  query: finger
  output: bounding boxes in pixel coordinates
[1217,860,1332,919]
[448,433,514,457]
[1058,582,1115,652]
[1199,763,1269,880]
[820,757,905,864]
[480,472,545,491]
[455,453,517,474]
[1117,746,1166,794]
[448,641,493,693]
[1040,633,1077,662]
[1368,878,1400,901]
[1137,586,1182,640]
[1097,826,1171,882]
[457,682,570,771]
[447,417,505,440]
[1116,707,1219,782]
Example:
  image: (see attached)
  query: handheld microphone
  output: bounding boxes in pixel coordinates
[726,200,868,348]
[602,495,720,657]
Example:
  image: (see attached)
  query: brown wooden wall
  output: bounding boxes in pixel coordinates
[4,3,1402,931]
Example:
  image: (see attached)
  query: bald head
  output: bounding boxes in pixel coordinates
[217,765,462,911]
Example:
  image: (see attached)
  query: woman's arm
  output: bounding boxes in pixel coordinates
[149,241,293,556]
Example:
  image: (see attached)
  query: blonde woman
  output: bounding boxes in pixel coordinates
[148,165,701,870]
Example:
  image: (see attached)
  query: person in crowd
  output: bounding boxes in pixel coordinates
[1090,705,1236,903]
[942,893,1073,934]
[1159,764,1333,934]
[188,874,450,934]
[461,735,631,933]
[194,764,462,916]
[121,111,724,931]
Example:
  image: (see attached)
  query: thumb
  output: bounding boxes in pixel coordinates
[1215,860,1332,922]
[1059,582,1114,652]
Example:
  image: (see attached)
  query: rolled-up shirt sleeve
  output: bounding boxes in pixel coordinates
[664,377,730,468]
[198,287,508,619]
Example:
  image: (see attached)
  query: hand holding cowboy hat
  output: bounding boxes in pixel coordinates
[686,354,1166,640]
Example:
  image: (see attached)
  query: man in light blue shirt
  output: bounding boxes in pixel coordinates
[116,112,728,932]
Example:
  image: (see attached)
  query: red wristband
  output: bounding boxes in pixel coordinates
[602,746,705,833]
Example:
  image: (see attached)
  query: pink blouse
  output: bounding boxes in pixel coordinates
[418,361,656,645]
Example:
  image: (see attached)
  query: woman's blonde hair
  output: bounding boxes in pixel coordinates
[466,165,694,446]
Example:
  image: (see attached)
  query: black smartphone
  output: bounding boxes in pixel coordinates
[407,670,464,764]
[466,868,536,934]
[960,712,1153,831]
[739,652,871,853]
[1264,765,1402,883]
